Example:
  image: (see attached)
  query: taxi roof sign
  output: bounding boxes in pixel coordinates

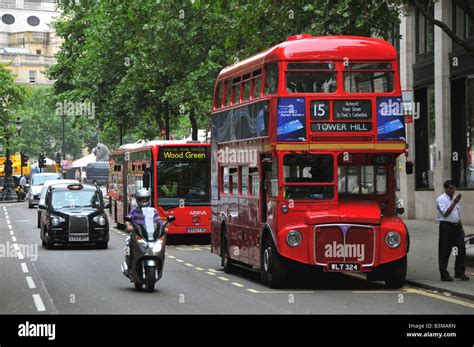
[67,184,84,190]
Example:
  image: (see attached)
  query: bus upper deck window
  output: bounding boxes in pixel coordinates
[232,77,241,104]
[225,80,232,106]
[344,63,394,93]
[285,63,336,93]
[252,69,262,98]
[264,63,279,95]
[215,82,222,109]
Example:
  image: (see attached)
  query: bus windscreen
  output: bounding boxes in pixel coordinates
[157,146,210,207]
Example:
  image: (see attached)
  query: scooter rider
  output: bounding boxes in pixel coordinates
[124,188,165,274]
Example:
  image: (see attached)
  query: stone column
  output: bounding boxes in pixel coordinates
[399,7,417,219]
[433,0,452,197]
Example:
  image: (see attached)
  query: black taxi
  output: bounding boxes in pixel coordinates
[39,183,110,249]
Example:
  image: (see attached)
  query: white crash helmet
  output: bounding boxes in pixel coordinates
[136,188,151,209]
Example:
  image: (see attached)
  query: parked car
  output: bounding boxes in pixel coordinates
[37,179,79,228]
[39,183,110,249]
[27,173,61,208]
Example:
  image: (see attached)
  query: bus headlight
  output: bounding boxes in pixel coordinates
[287,230,302,247]
[385,231,401,248]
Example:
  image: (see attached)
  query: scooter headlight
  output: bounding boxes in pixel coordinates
[152,239,164,253]
[137,238,149,250]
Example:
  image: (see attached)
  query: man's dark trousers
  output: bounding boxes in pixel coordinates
[439,221,466,277]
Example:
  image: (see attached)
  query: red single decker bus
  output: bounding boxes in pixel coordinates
[210,35,410,288]
[108,140,211,236]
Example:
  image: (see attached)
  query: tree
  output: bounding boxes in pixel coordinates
[9,87,97,160]
[48,0,403,146]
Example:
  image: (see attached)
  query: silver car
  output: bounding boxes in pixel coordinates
[27,173,62,208]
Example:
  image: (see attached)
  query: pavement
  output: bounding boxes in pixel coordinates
[405,219,474,301]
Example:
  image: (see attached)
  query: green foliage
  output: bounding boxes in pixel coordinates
[48,0,402,148]
[0,64,27,145]
[8,87,97,160]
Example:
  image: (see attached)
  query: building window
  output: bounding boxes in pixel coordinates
[29,71,37,84]
[415,86,435,189]
[416,7,434,55]
[27,16,41,27]
[452,77,474,189]
[2,14,15,25]
[453,1,474,40]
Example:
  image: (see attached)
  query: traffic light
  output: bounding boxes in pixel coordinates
[38,153,46,168]
[20,152,28,167]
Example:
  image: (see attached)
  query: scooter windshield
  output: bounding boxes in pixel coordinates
[142,207,157,241]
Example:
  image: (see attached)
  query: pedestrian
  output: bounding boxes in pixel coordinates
[437,180,469,281]
[19,174,27,187]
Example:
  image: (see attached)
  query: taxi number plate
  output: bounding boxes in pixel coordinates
[69,235,89,242]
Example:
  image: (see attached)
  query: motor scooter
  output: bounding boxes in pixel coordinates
[121,208,175,292]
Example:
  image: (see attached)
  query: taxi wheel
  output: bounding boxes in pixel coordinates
[97,242,108,249]
[43,230,52,250]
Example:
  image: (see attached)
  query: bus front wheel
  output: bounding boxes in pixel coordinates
[384,257,407,289]
[221,229,235,274]
[261,236,287,288]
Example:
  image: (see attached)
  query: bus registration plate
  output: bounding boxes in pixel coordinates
[186,228,206,233]
[327,263,361,272]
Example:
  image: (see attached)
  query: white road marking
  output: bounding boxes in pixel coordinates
[17,252,24,260]
[13,244,19,251]
[26,276,36,289]
[6,220,10,224]
[185,263,194,267]
[175,259,184,263]
[206,272,216,276]
[231,282,245,288]
[195,267,204,271]
[218,277,229,281]
[167,255,176,259]
[7,224,12,229]
[21,263,29,273]
[247,289,259,293]
[9,230,14,235]
[11,236,17,242]
[32,294,46,312]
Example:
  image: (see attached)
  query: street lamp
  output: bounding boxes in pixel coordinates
[1,116,22,201]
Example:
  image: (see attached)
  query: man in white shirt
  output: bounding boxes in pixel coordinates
[19,174,27,186]
[437,180,469,281]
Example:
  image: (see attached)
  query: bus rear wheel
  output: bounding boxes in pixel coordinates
[261,236,287,288]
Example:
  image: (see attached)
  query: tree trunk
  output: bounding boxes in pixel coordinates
[189,108,198,141]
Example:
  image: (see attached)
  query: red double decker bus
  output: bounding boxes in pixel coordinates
[210,35,409,288]
[108,141,211,236]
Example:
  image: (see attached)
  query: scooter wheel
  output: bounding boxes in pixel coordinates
[145,266,156,293]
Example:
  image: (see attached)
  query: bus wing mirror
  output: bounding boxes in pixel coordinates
[405,161,414,175]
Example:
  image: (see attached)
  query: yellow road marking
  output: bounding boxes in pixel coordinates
[403,287,474,309]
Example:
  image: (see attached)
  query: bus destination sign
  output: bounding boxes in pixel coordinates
[333,100,372,120]
[311,122,372,132]
[158,146,209,161]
